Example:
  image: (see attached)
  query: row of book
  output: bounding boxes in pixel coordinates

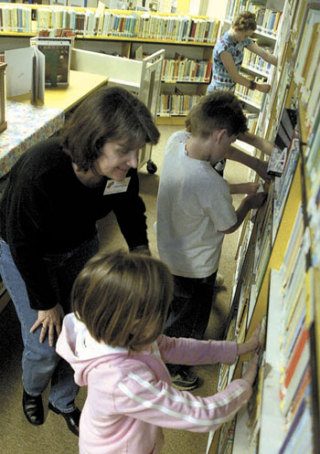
[294,11,320,134]
[247,5,281,37]
[214,2,320,453]
[161,57,211,83]
[158,93,201,116]
[275,208,315,453]
[272,139,300,242]
[225,0,246,22]
[235,75,267,109]
[0,5,219,43]
[225,0,281,37]
[306,112,320,269]
[242,47,272,77]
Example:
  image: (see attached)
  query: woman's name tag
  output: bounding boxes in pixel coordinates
[103,177,131,195]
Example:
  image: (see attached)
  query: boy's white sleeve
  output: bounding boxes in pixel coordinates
[116,364,251,433]
[202,176,237,232]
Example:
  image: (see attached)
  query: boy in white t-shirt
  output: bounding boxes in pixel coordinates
[157,91,267,390]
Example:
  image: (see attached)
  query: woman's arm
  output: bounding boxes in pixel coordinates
[220,51,271,93]
[112,169,149,251]
[247,42,278,66]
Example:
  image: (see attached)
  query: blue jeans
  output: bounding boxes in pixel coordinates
[0,236,99,413]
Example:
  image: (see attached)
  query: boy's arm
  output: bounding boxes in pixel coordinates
[219,192,267,234]
[226,145,270,181]
[229,182,259,195]
[237,131,274,156]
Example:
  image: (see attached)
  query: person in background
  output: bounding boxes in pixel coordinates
[0,87,159,435]
[56,250,260,454]
[157,91,267,390]
[207,11,277,94]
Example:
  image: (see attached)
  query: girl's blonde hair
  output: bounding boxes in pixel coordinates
[233,11,257,32]
[72,250,173,351]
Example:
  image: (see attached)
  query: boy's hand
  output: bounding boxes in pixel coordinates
[246,192,267,210]
[237,325,260,355]
[242,353,259,386]
[257,83,271,93]
[256,160,272,182]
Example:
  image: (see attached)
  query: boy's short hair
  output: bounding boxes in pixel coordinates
[233,11,257,32]
[61,86,160,171]
[72,250,173,351]
[185,91,248,138]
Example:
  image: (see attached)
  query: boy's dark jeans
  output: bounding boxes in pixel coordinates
[164,272,216,375]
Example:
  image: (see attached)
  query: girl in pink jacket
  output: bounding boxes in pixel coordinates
[56,250,259,454]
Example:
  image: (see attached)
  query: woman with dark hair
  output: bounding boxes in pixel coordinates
[0,86,159,436]
[207,11,277,94]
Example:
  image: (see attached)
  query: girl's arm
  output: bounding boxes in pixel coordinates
[220,51,271,93]
[158,335,238,366]
[116,365,252,433]
[247,42,278,66]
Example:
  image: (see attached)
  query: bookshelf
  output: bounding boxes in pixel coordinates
[0,3,220,123]
[206,0,320,452]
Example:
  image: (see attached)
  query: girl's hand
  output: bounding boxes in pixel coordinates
[242,353,259,386]
[237,325,260,356]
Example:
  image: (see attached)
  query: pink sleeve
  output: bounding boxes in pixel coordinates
[157,335,238,366]
[115,365,252,432]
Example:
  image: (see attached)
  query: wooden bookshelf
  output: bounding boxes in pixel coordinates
[207,0,320,452]
[221,0,280,114]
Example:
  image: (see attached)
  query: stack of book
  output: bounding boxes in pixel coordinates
[275,207,315,452]
[158,93,201,116]
[306,114,320,268]
[242,47,272,77]
[225,0,282,37]
[161,56,211,83]
[0,4,32,33]
[235,74,267,109]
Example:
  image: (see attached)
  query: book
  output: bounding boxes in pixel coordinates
[4,46,45,104]
[30,37,72,87]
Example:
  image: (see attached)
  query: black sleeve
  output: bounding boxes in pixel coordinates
[5,181,59,311]
[112,169,149,250]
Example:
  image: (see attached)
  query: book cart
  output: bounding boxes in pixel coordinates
[71,46,165,173]
[206,1,320,453]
